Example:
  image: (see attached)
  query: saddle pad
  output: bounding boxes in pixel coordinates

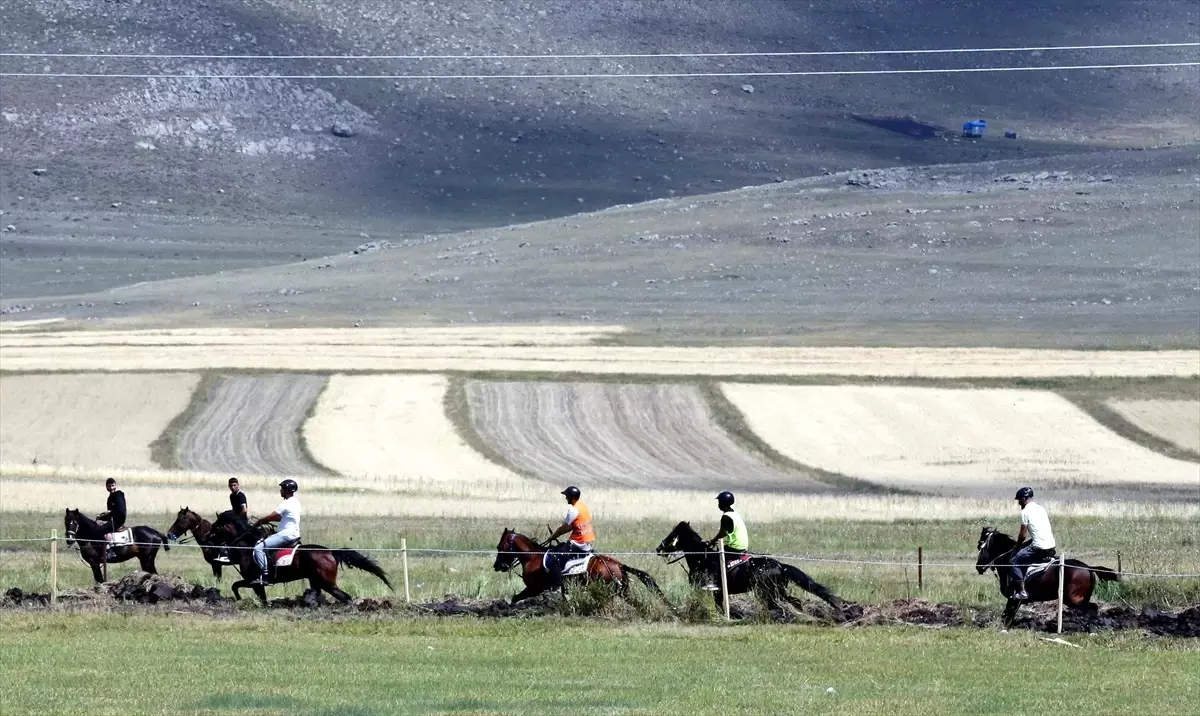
[543,551,592,577]
[275,546,299,568]
[106,528,133,546]
[1025,558,1060,579]
[725,553,752,571]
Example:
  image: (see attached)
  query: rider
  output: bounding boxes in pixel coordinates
[1010,486,1056,600]
[250,479,302,586]
[95,478,127,561]
[701,491,749,590]
[546,486,595,555]
[214,477,249,563]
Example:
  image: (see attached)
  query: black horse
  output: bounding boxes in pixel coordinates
[223,525,393,606]
[976,527,1120,625]
[64,508,170,583]
[656,521,847,616]
[165,507,246,580]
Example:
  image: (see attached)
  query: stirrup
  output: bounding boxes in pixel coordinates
[251,575,269,586]
[700,583,720,591]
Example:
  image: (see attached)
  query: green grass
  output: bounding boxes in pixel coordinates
[0,613,1196,716]
[3,514,1197,608]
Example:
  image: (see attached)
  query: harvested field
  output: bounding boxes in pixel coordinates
[468,381,835,491]
[722,384,1200,496]
[1107,399,1200,454]
[302,374,525,484]
[2,328,1197,377]
[174,374,326,476]
[0,372,198,470]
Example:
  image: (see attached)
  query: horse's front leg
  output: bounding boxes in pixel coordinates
[89,559,105,584]
[511,581,544,605]
[1003,598,1020,626]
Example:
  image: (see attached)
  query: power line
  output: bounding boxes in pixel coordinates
[2,61,1195,80]
[0,42,1196,61]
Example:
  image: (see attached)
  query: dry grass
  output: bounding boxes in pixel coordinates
[721,384,1200,492]
[0,373,199,470]
[2,466,1197,522]
[1106,399,1200,454]
[2,328,1197,376]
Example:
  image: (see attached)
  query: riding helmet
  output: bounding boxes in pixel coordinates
[1015,486,1034,500]
[561,486,581,500]
[280,479,299,493]
[716,491,735,505]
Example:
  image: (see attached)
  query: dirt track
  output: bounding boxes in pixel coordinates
[466,381,830,490]
[174,374,327,475]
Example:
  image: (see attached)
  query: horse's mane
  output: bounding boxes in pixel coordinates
[672,521,704,543]
[65,508,102,535]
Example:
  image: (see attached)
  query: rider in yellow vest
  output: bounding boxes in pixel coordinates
[701,491,749,590]
[547,485,595,554]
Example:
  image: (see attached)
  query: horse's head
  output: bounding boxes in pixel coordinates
[166,507,199,542]
[64,508,80,547]
[656,521,690,557]
[493,528,520,573]
[976,526,1014,574]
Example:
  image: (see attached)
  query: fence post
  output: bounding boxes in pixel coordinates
[401,538,411,603]
[917,547,924,593]
[1117,550,1122,575]
[50,530,58,606]
[1056,553,1066,634]
[717,542,730,621]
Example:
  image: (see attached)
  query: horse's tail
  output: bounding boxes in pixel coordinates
[331,549,394,591]
[142,527,171,551]
[1089,564,1121,583]
[780,562,846,610]
[621,564,667,600]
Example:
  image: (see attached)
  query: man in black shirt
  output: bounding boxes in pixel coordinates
[95,478,126,561]
[214,477,249,563]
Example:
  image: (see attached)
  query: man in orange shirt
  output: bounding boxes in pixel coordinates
[546,485,595,555]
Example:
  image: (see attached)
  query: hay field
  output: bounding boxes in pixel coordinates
[0,373,198,470]
[2,327,1197,376]
[1107,399,1200,454]
[302,374,526,485]
[467,381,829,491]
[722,384,1200,494]
[174,374,326,475]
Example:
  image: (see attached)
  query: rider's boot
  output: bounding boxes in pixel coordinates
[251,572,270,587]
[215,548,232,564]
[1011,580,1028,600]
[105,547,118,561]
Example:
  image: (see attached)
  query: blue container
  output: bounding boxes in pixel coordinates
[962,120,987,138]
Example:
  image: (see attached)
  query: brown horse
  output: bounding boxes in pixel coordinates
[976,527,1120,625]
[224,524,393,606]
[165,507,234,579]
[64,508,169,584]
[492,528,666,605]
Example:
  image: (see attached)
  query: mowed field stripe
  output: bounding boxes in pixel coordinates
[174,374,326,476]
[302,374,527,484]
[1106,399,1200,454]
[0,373,198,470]
[466,381,832,491]
[722,384,1200,494]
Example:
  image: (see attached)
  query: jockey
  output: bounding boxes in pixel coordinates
[95,478,127,561]
[214,477,249,564]
[1010,487,1056,600]
[546,486,595,554]
[250,479,302,586]
[701,491,749,590]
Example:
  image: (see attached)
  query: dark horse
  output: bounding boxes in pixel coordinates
[165,507,243,579]
[976,527,1120,625]
[64,508,170,584]
[492,528,666,605]
[224,525,394,606]
[656,521,847,616]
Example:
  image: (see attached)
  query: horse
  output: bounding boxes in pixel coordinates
[975,527,1120,625]
[165,507,240,579]
[63,508,170,584]
[223,524,393,606]
[492,528,666,605]
[655,521,847,617]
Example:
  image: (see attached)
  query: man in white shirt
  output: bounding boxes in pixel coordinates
[1010,486,1056,600]
[251,479,302,586]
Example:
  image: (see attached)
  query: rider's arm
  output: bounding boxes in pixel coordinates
[710,515,733,545]
[254,511,281,526]
[548,524,571,540]
[1015,524,1028,546]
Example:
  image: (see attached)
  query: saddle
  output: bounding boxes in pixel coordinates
[1023,552,1060,580]
[723,552,752,572]
[272,540,301,568]
[543,548,592,579]
[105,527,133,547]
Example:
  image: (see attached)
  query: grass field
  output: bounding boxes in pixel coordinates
[3,514,1197,608]
[0,612,1197,716]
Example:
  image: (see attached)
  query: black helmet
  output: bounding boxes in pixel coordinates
[1015,486,1033,500]
[561,486,581,500]
[716,491,735,505]
[280,479,299,493]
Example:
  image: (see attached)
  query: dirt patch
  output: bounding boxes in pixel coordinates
[3,572,222,607]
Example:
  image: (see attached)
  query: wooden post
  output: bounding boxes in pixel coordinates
[1117,551,1122,575]
[917,547,924,593]
[50,530,58,606]
[1056,554,1066,635]
[717,541,730,621]
[401,538,411,603]
[102,541,108,583]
